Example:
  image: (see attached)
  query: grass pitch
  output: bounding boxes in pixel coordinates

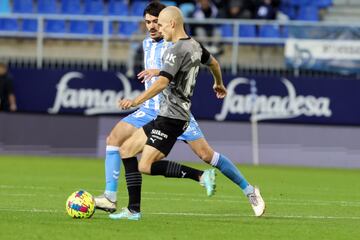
[0,155,359,240]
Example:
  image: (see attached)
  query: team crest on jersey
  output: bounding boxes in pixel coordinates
[165,53,176,66]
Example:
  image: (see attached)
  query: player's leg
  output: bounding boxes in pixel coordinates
[182,117,265,216]
[188,138,255,195]
[140,117,216,196]
[108,128,148,220]
[96,108,155,213]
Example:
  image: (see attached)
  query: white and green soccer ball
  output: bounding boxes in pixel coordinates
[66,190,95,219]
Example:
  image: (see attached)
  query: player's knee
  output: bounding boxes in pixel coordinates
[138,162,151,174]
[106,133,119,146]
[119,144,131,158]
[197,149,213,163]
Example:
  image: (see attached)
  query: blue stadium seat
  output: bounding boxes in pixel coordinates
[108,0,128,16]
[119,22,137,36]
[61,0,82,14]
[84,0,105,15]
[131,1,147,16]
[13,0,34,13]
[239,25,256,38]
[179,3,195,17]
[316,0,333,8]
[259,25,280,38]
[221,24,257,38]
[93,21,113,35]
[38,0,58,14]
[220,24,233,37]
[289,0,312,6]
[0,18,19,31]
[279,5,297,20]
[162,1,177,6]
[0,0,11,14]
[22,19,37,32]
[280,26,289,38]
[45,20,66,33]
[69,20,90,34]
[297,6,319,21]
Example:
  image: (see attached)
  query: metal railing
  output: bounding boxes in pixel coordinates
[0,13,359,74]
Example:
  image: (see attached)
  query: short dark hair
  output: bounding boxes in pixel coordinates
[143,1,166,17]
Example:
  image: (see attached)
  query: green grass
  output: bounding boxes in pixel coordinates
[0,155,359,240]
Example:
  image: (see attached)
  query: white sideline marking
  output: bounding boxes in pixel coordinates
[1,185,360,206]
[0,208,359,220]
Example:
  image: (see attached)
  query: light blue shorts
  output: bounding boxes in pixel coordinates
[121,107,204,142]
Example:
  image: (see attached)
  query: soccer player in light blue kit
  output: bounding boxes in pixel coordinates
[95,1,265,219]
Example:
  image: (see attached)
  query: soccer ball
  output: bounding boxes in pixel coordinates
[66,190,95,218]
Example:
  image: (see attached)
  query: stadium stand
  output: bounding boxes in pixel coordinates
[0,0,357,73]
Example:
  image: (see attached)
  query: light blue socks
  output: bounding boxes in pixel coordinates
[104,146,121,202]
[211,152,254,196]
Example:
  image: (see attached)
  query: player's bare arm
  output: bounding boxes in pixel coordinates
[119,76,169,109]
[207,56,227,99]
[137,69,160,82]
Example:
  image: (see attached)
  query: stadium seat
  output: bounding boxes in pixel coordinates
[22,19,38,32]
[316,0,333,8]
[130,1,147,16]
[258,25,280,38]
[69,20,90,34]
[220,24,233,37]
[108,0,128,16]
[162,1,177,6]
[289,0,312,6]
[13,0,34,13]
[93,21,113,35]
[45,20,66,33]
[280,26,289,38]
[119,22,137,36]
[38,0,58,14]
[297,6,319,21]
[239,25,256,38]
[61,0,82,14]
[179,3,195,17]
[221,24,257,38]
[0,0,10,14]
[0,18,19,31]
[84,0,105,15]
[279,5,297,20]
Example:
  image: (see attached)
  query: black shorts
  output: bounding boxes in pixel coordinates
[143,116,189,156]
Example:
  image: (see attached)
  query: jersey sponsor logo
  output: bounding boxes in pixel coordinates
[151,129,168,139]
[164,53,176,66]
[48,72,141,115]
[215,77,332,121]
[149,137,156,143]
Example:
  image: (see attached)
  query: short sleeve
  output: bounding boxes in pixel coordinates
[159,46,184,81]
[199,43,212,66]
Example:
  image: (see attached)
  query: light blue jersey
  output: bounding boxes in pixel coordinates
[142,37,171,111]
[122,37,204,142]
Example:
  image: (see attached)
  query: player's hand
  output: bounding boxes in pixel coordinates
[213,84,227,99]
[137,69,160,83]
[118,99,136,110]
